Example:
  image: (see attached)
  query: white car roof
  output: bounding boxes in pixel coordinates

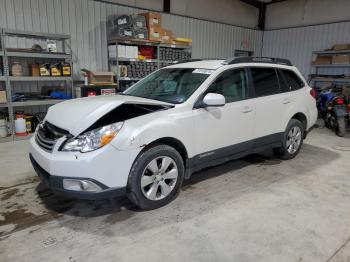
[166,60,225,70]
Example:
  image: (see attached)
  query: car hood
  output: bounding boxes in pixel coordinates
[45,95,173,136]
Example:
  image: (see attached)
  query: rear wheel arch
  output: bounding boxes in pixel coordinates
[291,112,307,131]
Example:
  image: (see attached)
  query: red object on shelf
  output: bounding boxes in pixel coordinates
[139,46,155,59]
[88,91,96,97]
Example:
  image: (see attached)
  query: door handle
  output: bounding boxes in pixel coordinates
[241,106,253,113]
[283,98,291,104]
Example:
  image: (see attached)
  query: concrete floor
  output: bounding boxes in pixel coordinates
[1,126,350,262]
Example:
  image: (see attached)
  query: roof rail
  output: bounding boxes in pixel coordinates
[223,57,292,66]
[174,58,224,65]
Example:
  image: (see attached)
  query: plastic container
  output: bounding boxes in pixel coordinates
[11,62,24,76]
[15,113,27,136]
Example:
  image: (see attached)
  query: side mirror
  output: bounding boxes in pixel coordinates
[202,93,226,107]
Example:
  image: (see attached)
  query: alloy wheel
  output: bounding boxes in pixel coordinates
[140,156,178,201]
[286,126,302,154]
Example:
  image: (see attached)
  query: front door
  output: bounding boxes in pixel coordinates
[192,68,255,168]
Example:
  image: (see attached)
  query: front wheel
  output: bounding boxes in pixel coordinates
[336,117,346,137]
[127,144,184,210]
[273,119,305,160]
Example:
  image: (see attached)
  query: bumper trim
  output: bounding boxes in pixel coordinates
[29,153,126,200]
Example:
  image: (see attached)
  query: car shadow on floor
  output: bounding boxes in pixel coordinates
[35,143,340,220]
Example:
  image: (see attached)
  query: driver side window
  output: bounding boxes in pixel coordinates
[206,69,248,103]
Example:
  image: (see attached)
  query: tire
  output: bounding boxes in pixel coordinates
[336,118,346,137]
[127,144,185,210]
[273,119,305,160]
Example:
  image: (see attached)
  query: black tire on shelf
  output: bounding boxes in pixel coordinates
[273,119,305,160]
[127,144,185,210]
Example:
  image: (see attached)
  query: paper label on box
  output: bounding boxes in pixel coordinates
[153,32,159,37]
[192,69,215,74]
[101,89,116,96]
[136,21,142,27]
[152,18,159,24]
[118,18,127,25]
[137,34,145,39]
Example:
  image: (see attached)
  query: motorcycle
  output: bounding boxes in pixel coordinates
[317,87,348,137]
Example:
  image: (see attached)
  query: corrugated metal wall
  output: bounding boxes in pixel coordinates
[262,21,350,78]
[0,0,262,78]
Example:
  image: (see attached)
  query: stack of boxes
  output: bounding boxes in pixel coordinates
[313,44,350,65]
[141,12,173,44]
[108,12,174,44]
[107,14,148,40]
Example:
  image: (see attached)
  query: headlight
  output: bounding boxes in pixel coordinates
[61,122,124,153]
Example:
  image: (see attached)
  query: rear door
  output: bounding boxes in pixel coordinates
[249,67,291,147]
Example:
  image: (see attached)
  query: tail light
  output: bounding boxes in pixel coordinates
[310,88,317,99]
[335,98,344,105]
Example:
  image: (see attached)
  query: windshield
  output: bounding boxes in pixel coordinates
[124,68,212,104]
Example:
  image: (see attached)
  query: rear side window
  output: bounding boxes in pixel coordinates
[277,70,290,93]
[250,68,279,97]
[281,69,305,91]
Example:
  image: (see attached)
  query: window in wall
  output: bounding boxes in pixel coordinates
[206,69,248,103]
[250,67,279,97]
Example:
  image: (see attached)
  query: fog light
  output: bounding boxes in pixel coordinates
[63,179,102,192]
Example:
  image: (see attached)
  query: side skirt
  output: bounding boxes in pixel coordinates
[186,133,283,178]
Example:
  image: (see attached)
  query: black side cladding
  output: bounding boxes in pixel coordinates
[85,103,171,132]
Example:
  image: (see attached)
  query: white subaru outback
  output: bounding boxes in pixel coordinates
[30,57,318,209]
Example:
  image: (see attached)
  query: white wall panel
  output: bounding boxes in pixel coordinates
[266,0,350,30]
[0,0,262,79]
[262,21,350,79]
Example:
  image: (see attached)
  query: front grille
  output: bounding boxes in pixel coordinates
[35,121,69,152]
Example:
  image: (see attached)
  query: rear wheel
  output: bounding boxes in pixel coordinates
[273,119,304,160]
[127,145,184,210]
[336,118,346,137]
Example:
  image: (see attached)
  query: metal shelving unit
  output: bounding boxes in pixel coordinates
[108,37,192,91]
[313,50,350,55]
[0,28,73,143]
[8,76,72,81]
[310,49,350,91]
[6,51,71,59]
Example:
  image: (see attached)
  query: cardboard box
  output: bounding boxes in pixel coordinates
[125,46,138,59]
[332,44,350,51]
[148,27,162,41]
[342,86,350,98]
[161,29,173,44]
[118,45,126,58]
[0,91,6,103]
[141,12,161,28]
[332,55,350,64]
[313,55,332,65]
[82,70,115,85]
[108,45,117,58]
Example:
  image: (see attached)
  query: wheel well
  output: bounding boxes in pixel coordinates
[143,137,188,164]
[291,113,307,130]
